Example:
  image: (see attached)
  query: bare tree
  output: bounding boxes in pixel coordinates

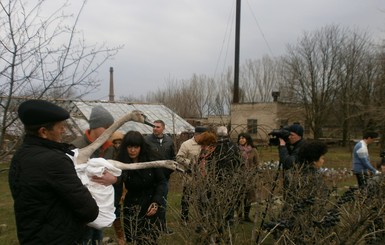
[146,74,220,118]
[145,56,284,119]
[333,30,380,145]
[374,48,385,148]
[188,74,214,118]
[240,56,280,102]
[146,78,202,118]
[0,0,121,154]
[281,25,346,139]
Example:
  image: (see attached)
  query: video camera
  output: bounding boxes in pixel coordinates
[268,126,290,146]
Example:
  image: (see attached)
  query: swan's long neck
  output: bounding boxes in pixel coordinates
[76,113,134,164]
[108,160,184,172]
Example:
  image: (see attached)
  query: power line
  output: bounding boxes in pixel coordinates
[213,2,235,79]
[246,0,274,57]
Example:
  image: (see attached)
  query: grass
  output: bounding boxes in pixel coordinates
[0,143,382,244]
[0,166,18,245]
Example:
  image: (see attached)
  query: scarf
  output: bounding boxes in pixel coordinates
[85,130,113,157]
[239,144,253,160]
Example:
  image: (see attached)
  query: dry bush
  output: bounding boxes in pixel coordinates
[260,169,385,245]
[168,153,258,244]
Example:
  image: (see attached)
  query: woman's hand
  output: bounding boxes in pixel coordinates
[146,202,159,216]
[91,171,117,186]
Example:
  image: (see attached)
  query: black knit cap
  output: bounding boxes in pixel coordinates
[195,126,207,133]
[18,99,70,125]
[288,124,304,137]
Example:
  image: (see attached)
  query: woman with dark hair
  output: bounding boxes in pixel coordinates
[274,141,329,243]
[237,133,259,167]
[237,132,259,222]
[114,131,166,245]
[298,141,328,170]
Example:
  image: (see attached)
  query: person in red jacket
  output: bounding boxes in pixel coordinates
[8,99,99,245]
[71,105,117,244]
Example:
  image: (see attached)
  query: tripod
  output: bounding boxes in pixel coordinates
[255,161,283,244]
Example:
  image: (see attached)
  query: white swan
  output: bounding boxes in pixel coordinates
[72,110,183,229]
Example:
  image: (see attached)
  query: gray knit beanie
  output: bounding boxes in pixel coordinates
[89,106,114,129]
[216,126,228,137]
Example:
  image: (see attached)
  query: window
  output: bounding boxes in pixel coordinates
[247,119,258,134]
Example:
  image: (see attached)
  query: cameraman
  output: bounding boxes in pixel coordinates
[278,124,306,170]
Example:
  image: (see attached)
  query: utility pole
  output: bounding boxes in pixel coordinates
[233,0,241,103]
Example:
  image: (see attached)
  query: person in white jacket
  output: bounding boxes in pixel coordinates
[176,126,207,223]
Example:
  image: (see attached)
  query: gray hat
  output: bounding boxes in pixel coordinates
[216,126,228,137]
[89,106,114,129]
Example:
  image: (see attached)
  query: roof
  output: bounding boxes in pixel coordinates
[69,101,194,135]
[1,97,194,137]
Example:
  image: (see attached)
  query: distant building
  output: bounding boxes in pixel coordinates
[1,97,194,143]
[230,102,306,145]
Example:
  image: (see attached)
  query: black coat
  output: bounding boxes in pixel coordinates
[114,160,166,243]
[145,134,175,161]
[8,135,99,245]
[207,137,241,180]
[145,133,175,179]
[116,166,166,215]
[279,139,306,170]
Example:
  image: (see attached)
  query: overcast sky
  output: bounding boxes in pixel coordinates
[72,0,385,100]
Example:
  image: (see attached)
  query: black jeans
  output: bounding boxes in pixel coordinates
[181,186,191,222]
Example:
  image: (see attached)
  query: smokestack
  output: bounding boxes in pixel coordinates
[272,91,280,102]
[109,67,115,102]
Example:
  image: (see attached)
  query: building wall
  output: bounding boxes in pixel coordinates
[230,102,305,144]
[206,115,230,126]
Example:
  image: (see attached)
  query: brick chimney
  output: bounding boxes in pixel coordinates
[272,91,280,102]
[109,67,115,102]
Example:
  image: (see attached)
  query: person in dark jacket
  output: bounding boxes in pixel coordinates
[273,141,330,244]
[114,131,166,244]
[145,119,175,234]
[278,123,307,201]
[195,128,241,243]
[278,123,306,170]
[211,127,241,224]
[8,99,99,245]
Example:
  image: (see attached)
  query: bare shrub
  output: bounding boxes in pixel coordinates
[260,168,385,245]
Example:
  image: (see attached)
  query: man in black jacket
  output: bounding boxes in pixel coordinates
[145,119,175,234]
[8,99,99,245]
[278,123,306,202]
[278,123,306,170]
[211,126,241,225]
